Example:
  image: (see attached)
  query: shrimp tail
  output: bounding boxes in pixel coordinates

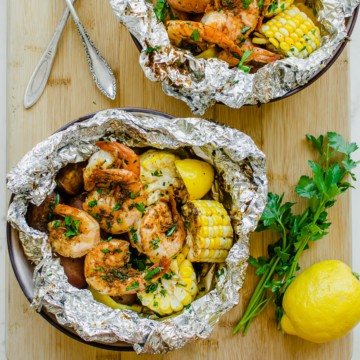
[96,141,140,176]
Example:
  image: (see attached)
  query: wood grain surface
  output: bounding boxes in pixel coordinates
[6,0,353,359]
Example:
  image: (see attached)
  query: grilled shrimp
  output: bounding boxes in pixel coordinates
[133,195,186,263]
[84,239,171,296]
[166,0,212,13]
[84,141,140,192]
[47,204,100,258]
[83,168,146,234]
[202,0,261,42]
[167,20,281,66]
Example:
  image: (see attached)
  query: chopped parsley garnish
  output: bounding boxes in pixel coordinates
[145,267,162,280]
[130,191,140,199]
[64,216,81,238]
[130,227,138,243]
[135,202,146,214]
[184,304,191,310]
[241,26,251,34]
[101,249,110,254]
[238,50,254,74]
[112,203,122,212]
[96,188,103,195]
[115,249,123,253]
[88,199,97,208]
[151,169,163,177]
[160,289,166,296]
[93,267,105,272]
[146,283,159,293]
[185,221,190,229]
[162,272,174,280]
[268,3,278,13]
[117,218,123,224]
[110,269,128,279]
[153,301,159,307]
[105,236,113,242]
[54,193,60,206]
[165,225,177,236]
[54,220,61,227]
[190,29,200,42]
[153,0,167,22]
[216,268,225,278]
[146,46,161,53]
[102,276,110,280]
[126,282,140,291]
[242,0,254,10]
[151,238,160,250]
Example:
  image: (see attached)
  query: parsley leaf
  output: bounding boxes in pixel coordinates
[233,132,359,336]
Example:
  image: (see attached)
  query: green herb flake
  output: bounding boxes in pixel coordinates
[151,169,163,177]
[237,50,254,73]
[153,0,167,22]
[64,216,81,238]
[190,29,200,42]
[151,238,160,250]
[101,249,110,254]
[130,191,140,199]
[146,46,161,53]
[165,225,177,236]
[145,267,162,280]
[88,200,97,208]
[54,220,61,227]
[112,203,122,212]
[135,203,146,214]
[126,282,140,291]
[232,132,359,336]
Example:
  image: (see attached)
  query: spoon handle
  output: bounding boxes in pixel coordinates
[24,0,76,109]
[64,0,116,100]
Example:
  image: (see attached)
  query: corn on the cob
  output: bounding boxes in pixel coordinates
[138,254,198,316]
[265,0,294,18]
[182,200,233,263]
[253,5,321,59]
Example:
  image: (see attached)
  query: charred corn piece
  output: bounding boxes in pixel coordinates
[265,0,294,18]
[257,5,321,59]
[138,256,198,316]
[182,200,233,263]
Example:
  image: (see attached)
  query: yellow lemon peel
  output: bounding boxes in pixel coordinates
[281,260,360,343]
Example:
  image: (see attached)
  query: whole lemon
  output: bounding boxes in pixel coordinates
[175,159,214,200]
[281,260,360,343]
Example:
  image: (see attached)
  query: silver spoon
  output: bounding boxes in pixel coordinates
[24,0,76,109]
[64,0,116,100]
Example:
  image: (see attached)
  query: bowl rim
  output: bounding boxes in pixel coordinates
[6,107,175,352]
[130,5,359,105]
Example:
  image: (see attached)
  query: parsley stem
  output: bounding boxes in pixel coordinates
[233,256,281,334]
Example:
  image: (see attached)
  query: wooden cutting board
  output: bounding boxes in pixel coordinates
[6,1,353,359]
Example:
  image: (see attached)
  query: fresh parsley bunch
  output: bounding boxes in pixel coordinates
[233,132,359,335]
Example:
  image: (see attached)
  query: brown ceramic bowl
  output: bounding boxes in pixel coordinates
[7,108,174,351]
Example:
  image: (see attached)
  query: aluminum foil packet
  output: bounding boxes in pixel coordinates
[110,0,359,115]
[7,109,267,353]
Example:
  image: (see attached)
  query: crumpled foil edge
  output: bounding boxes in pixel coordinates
[7,109,267,353]
[110,0,359,115]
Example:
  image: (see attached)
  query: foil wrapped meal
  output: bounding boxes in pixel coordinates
[7,109,267,353]
[110,0,359,115]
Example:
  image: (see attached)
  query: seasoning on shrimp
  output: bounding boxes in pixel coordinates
[47,204,100,258]
[83,141,147,234]
[133,195,187,263]
[84,239,171,296]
